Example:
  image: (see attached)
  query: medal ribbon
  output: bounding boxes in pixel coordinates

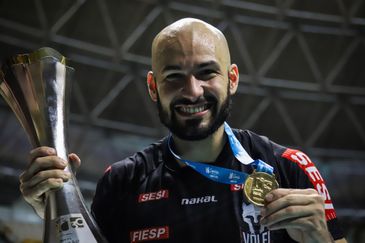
[167,122,274,184]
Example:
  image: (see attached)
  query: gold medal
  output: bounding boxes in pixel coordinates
[244,171,279,207]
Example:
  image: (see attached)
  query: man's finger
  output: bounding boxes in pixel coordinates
[29,146,56,162]
[20,156,67,182]
[23,169,71,188]
[68,153,81,169]
[22,177,64,202]
[266,215,315,231]
[261,204,314,227]
[264,213,328,236]
[265,188,318,203]
[262,190,324,219]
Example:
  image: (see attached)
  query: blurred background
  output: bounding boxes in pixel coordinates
[0,0,364,242]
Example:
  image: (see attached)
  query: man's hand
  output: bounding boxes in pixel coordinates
[19,146,81,219]
[260,188,333,243]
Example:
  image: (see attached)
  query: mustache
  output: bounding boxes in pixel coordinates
[171,95,217,107]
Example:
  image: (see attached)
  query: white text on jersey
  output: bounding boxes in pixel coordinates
[181,195,218,205]
[130,226,169,242]
[138,190,169,203]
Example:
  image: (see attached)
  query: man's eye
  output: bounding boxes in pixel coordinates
[196,69,217,80]
[165,74,185,81]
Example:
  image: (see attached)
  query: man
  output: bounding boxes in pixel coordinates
[20,18,346,243]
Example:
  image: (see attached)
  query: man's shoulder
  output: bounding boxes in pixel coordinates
[104,137,168,179]
[232,128,287,156]
[116,136,166,166]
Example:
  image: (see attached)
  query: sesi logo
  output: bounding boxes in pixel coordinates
[130,226,169,243]
[138,190,169,203]
[230,184,244,191]
[282,148,337,221]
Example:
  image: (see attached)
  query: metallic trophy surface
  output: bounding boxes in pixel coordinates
[0,47,108,243]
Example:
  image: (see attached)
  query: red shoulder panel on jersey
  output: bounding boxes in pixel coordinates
[104,165,111,174]
[281,148,337,221]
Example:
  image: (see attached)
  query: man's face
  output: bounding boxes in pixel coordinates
[152,29,233,140]
[156,82,231,140]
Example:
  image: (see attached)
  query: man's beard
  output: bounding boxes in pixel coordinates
[156,87,231,141]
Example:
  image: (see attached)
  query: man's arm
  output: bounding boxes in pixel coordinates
[261,188,346,243]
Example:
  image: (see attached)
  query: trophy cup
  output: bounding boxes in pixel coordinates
[0,47,108,242]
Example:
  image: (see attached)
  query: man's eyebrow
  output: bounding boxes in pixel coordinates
[162,61,220,72]
[162,61,219,72]
[162,65,182,72]
[197,61,219,69]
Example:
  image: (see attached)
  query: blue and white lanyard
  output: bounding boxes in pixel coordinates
[167,122,274,184]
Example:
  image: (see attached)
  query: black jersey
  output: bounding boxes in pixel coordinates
[91,129,344,243]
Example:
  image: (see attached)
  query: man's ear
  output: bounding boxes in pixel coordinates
[228,64,239,95]
[147,71,157,102]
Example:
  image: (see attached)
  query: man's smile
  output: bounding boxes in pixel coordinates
[174,103,213,116]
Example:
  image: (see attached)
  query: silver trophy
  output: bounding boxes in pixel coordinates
[0,47,108,242]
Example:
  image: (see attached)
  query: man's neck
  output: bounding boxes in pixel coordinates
[171,125,227,163]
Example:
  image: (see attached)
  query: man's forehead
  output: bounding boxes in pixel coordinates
[157,18,220,39]
[157,33,216,56]
[156,42,221,73]
[152,18,230,73]
[155,23,218,52]
[154,30,218,67]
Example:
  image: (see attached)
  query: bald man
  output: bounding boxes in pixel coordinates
[20,18,346,243]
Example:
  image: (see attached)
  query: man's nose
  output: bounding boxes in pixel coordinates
[182,75,204,99]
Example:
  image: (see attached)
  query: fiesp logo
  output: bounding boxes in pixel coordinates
[130,226,169,242]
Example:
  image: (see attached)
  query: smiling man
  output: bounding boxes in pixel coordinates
[20,18,346,243]
[149,19,234,142]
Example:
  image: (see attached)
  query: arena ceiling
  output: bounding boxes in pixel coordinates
[0,0,364,216]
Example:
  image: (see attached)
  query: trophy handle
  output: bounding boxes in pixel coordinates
[44,167,107,242]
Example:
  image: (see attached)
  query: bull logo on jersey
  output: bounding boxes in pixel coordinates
[241,202,271,243]
[242,202,265,233]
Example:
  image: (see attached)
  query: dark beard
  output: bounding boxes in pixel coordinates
[156,86,231,141]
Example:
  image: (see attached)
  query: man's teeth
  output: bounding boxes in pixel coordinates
[180,105,207,114]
